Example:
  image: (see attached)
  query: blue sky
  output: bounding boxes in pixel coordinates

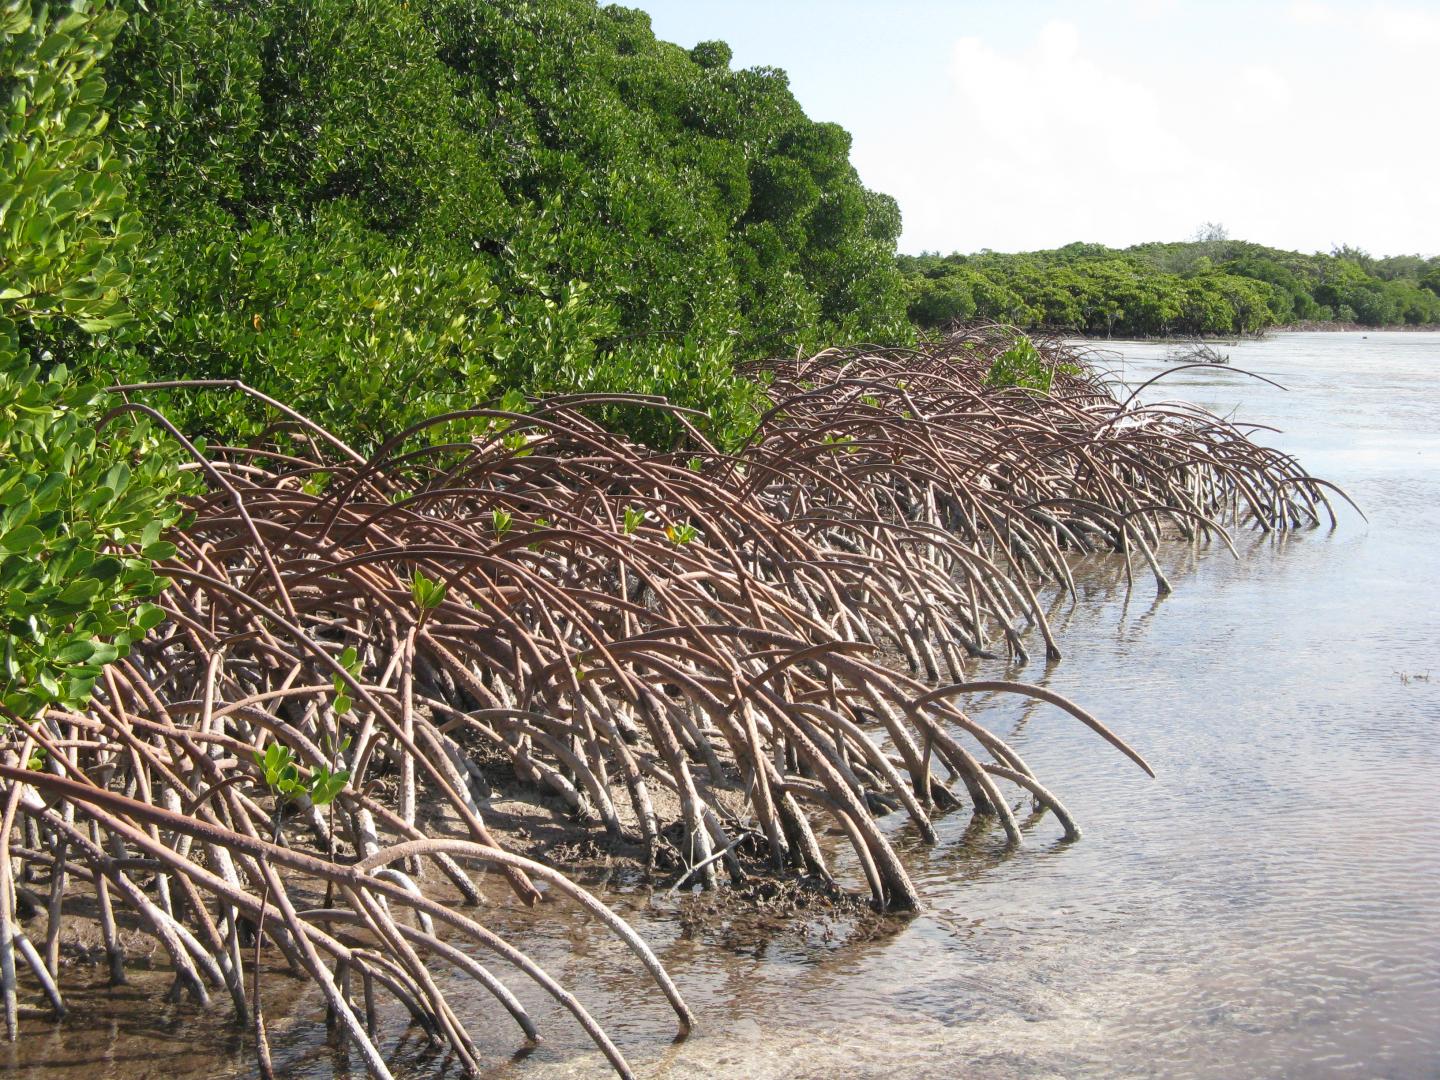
[628,1,1440,257]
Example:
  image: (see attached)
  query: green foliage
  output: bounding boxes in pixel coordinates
[410,569,446,614]
[252,741,303,797]
[46,0,912,452]
[331,645,360,716]
[906,273,976,327]
[664,522,698,546]
[1,0,187,720]
[0,0,137,331]
[110,212,506,448]
[900,240,1440,337]
[0,364,182,717]
[252,741,349,806]
[984,335,1049,391]
[307,762,349,807]
[981,334,1079,393]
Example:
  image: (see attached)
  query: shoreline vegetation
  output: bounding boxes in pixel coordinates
[0,1,1380,1077]
[900,237,1440,340]
[1034,321,1440,343]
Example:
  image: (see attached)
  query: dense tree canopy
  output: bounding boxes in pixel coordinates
[900,240,1440,337]
[34,0,910,449]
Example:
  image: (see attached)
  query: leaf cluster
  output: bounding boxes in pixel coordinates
[251,740,349,807]
[982,334,1077,393]
[1,0,188,720]
[410,568,446,614]
[1,0,137,332]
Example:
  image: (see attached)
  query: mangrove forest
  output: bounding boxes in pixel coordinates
[1,1,1362,1077]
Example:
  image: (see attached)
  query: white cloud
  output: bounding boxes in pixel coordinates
[1373,4,1440,48]
[1290,0,1440,45]
[948,21,1175,162]
[861,21,1216,251]
[850,5,1440,255]
[1287,0,1342,25]
[1129,0,1181,20]
[1236,66,1293,112]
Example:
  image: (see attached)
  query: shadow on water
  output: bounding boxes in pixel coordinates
[6,333,1438,1079]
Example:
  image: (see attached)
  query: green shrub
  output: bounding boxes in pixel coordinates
[0,360,184,718]
[982,334,1075,393]
[1,0,187,718]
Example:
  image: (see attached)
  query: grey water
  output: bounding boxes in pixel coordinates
[10,332,1439,1079]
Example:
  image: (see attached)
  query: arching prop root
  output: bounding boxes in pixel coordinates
[3,331,1347,1075]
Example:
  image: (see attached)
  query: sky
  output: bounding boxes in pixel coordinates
[628,0,1440,257]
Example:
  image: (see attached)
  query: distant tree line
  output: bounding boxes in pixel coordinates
[899,239,1440,337]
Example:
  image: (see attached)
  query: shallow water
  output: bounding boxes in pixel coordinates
[9,332,1439,1079]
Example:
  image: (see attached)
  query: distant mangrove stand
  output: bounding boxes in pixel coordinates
[899,236,1440,339]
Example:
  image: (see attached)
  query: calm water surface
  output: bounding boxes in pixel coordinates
[11,332,1439,1079]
